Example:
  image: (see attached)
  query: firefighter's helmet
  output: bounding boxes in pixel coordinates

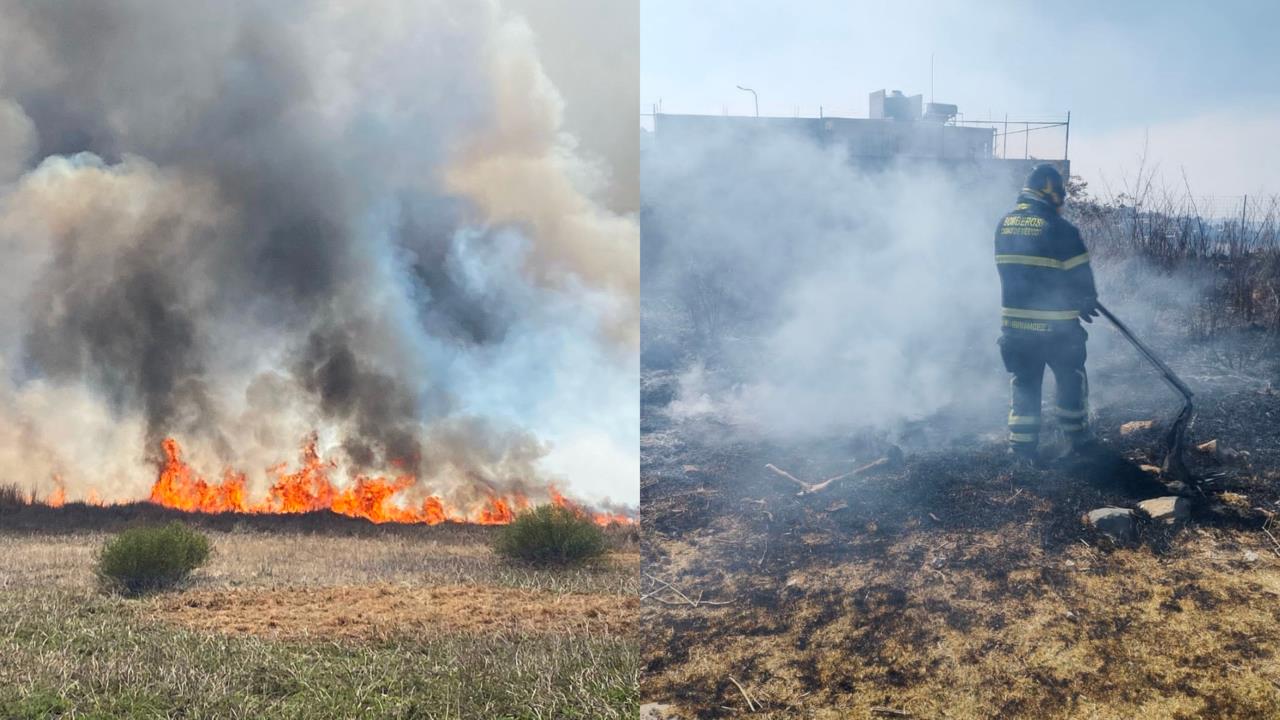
[1023,164,1065,207]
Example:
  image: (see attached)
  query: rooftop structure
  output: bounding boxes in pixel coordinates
[648,90,1071,190]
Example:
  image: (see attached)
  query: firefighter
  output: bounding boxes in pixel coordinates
[994,164,1099,462]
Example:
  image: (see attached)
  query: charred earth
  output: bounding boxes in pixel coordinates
[641,343,1280,718]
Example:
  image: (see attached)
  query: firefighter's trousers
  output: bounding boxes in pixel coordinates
[998,323,1089,454]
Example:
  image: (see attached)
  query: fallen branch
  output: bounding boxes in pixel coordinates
[870,707,912,718]
[765,446,904,496]
[729,676,758,713]
[764,463,811,493]
[1262,520,1280,558]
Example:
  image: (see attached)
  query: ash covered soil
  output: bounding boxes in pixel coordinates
[641,354,1280,718]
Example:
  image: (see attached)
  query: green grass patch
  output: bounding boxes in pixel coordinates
[0,588,638,719]
[0,688,71,720]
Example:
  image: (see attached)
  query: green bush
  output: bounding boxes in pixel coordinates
[97,522,210,595]
[494,504,607,566]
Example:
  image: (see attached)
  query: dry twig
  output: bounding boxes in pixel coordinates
[728,676,757,712]
[765,446,904,496]
[1261,519,1280,558]
[643,573,733,608]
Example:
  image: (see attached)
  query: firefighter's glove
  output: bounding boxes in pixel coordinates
[1079,300,1100,323]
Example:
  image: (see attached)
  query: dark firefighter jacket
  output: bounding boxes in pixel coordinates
[993,194,1098,333]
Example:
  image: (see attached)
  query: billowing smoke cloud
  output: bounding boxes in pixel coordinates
[643,126,1004,440]
[503,0,639,215]
[642,124,1209,444]
[445,12,640,346]
[0,0,638,508]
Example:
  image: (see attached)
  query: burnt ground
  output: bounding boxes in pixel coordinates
[641,355,1280,718]
[0,500,509,542]
[0,501,641,550]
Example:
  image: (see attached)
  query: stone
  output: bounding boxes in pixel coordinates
[1083,507,1136,542]
[1195,439,1218,455]
[641,703,684,720]
[1120,420,1156,435]
[1137,496,1191,524]
[1243,550,1260,563]
[1220,447,1250,464]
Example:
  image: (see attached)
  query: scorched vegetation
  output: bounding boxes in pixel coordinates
[640,185,1280,718]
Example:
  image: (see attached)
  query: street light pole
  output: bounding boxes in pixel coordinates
[736,85,758,117]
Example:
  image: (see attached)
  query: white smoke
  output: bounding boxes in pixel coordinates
[643,124,1210,444]
[643,127,1008,439]
[0,0,638,508]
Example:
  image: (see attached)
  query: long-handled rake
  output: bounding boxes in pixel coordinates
[1096,303,1195,486]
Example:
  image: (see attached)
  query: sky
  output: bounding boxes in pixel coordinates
[641,0,1280,201]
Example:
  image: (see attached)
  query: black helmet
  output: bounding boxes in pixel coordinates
[1022,164,1065,207]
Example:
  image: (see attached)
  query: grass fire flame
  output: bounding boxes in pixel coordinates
[39,438,632,526]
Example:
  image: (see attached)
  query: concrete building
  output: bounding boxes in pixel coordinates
[650,90,1069,192]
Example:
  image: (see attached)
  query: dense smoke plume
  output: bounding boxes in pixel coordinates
[0,0,638,509]
[642,125,1211,445]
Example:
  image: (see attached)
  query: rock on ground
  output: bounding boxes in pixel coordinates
[1137,496,1191,524]
[641,703,685,720]
[1083,507,1136,542]
[1120,420,1156,435]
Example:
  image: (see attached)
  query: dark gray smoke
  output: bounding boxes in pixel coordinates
[0,0,638,508]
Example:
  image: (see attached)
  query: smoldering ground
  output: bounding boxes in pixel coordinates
[0,0,638,509]
[640,123,1280,719]
[641,123,1243,451]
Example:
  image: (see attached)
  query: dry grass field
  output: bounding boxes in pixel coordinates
[0,505,639,719]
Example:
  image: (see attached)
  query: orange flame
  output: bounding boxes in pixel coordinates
[32,437,634,526]
[138,437,634,526]
[476,496,515,525]
[550,485,633,527]
[150,438,248,513]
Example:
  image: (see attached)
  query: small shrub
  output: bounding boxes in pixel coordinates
[97,522,210,595]
[494,504,607,566]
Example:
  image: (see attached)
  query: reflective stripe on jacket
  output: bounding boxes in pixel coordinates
[994,195,1097,332]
